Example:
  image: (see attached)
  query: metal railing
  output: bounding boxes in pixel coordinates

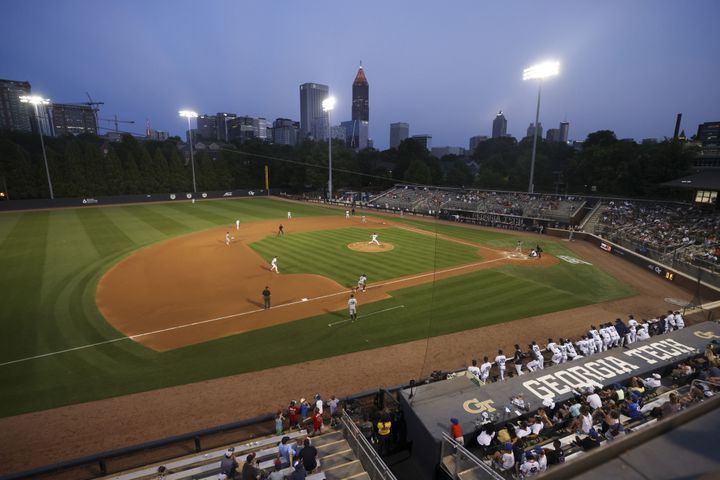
[440,432,504,480]
[340,410,397,480]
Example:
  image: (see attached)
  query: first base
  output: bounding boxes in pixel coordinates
[301,298,308,301]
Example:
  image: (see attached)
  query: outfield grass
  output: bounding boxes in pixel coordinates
[250,227,480,286]
[0,200,634,417]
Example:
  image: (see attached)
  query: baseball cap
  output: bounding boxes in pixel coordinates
[614,383,622,389]
[589,428,599,438]
[542,397,555,409]
[451,418,459,424]
[225,448,234,457]
[504,442,513,450]
[534,447,544,455]
[652,373,661,380]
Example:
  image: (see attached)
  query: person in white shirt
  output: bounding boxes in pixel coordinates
[666,311,676,332]
[637,322,650,341]
[270,256,279,273]
[546,339,562,365]
[235,219,240,230]
[495,350,507,381]
[480,356,492,383]
[531,341,544,370]
[369,232,380,245]
[476,425,495,447]
[287,211,292,219]
[642,373,662,389]
[348,294,358,321]
[627,316,638,344]
[589,326,603,353]
[520,455,542,477]
[586,388,603,411]
[467,359,481,379]
[674,311,685,329]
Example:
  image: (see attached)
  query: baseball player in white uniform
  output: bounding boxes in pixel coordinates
[235,219,240,230]
[369,233,380,245]
[600,325,612,351]
[526,346,540,372]
[270,256,279,273]
[494,350,507,381]
[674,311,685,329]
[345,210,350,219]
[225,232,231,246]
[637,322,651,341]
[546,339,562,365]
[358,274,367,292]
[565,339,578,361]
[467,360,481,379]
[589,326,602,353]
[480,356,492,383]
[287,211,292,219]
[531,341,544,370]
[627,316,638,344]
[361,215,367,223]
[348,294,358,321]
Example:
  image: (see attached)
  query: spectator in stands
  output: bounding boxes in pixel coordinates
[288,462,306,480]
[511,393,528,411]
[287,400,299,430]
[275,411,285,435]
[642,373,662,389]
[573,428,601,451]
[241,453,265,480]
[278,436,297,466]
[586,387,603,411]
[450,417,464,445]
[298,438,319,473]
[660,393,682,417]
[310,407,323,437]
[705,344,719,368]
[314,394,323,415]
[220,448,239,479]
[299,398,310,423]
[376,412,392,455]
[268,459,285,480]
[519,451,542,477]
[476,423,496,450]
[492,442,515,473]
[328,395,340,427]
[604,411,626,441]
[628,377,645,398]
[544,440,565,465]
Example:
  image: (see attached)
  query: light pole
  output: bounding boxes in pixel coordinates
[178,110,199,193]
[322,96,336,200]
[20,95,54,199]
[523,61,560,194]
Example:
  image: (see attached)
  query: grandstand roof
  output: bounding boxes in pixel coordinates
[662,170,720,190]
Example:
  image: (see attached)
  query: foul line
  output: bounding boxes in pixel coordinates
[0,256,505,367]
[328,305,406,327]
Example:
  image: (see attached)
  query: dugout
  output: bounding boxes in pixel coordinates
[397,322,720,479]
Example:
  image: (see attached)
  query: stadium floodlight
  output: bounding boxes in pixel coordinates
[20,95,54,199]
[523,61,560,194]
[178,110,199,193]
[322,96,336,200]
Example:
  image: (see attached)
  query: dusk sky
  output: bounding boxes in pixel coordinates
[2,0,719,150]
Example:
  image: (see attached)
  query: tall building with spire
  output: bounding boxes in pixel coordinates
[346,62,369,149]
[492,111,507,138]
[352,62,369,122]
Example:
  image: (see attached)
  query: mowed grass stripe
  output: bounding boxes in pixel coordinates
[0,212,49,362]
[76,209,136,258]
[162,202,230,227]
[0,212,21,244]
[119,205,189,237]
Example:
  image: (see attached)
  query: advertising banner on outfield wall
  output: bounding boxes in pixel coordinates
[0,189,280,211]
[400,322,720,443]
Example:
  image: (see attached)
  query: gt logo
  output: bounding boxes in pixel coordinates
[463,398,496,414]
[558,255,592,265]
[694,331,720,340]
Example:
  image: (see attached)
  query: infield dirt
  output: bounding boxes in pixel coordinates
[0,212,705,475]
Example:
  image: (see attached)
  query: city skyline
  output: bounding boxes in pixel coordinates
[1,0,719,150]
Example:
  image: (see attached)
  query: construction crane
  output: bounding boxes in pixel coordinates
[99,114,136,133]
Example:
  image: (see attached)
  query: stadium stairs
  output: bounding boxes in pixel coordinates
[108,427,370,480]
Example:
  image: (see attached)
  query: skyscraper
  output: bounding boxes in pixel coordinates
[559,121,570,143]
[299,82,329,140]
[546,128,560,142]
[352,63,369,122]
[526,122,543,140]
[0,78,32,132]
[411,134,432,151]
[492,111,507,138]
[51,103,97,136]
[390,122,409,148]
[469,135,488,152]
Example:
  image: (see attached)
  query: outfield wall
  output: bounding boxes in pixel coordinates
[0,188,278,212]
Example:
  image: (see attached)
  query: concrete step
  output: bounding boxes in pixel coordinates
[322,459,364,480]
[311,430,344,447]
[319,448,355,469]
[317,439,353,456]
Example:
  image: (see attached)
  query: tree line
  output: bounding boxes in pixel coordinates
[0,129,696,200]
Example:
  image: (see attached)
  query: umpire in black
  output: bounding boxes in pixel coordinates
[262,286,271,309]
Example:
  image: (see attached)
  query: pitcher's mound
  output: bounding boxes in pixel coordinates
[348,242,395,252]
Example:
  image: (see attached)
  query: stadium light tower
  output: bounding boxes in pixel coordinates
[322,96,336,200]
[178,110,199,193]
[523,61,560,194]
[20,95,54,199]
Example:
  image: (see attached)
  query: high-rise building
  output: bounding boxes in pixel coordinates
[341,120,369,150]
[492,111,507,138]
[272,118,300,146]
[411,134,432,151]
[197,114,218,141]
[469,135,488,152]
[51,103,97,136]
[526,122,543,139]
[226,116,268,143]
[546,128,560,143]
[0,79,32,132]
[390,122,409,149]
[352,63,369,122]
[299,82,329,140]
[697,121,720,145]
[559,121,570,143]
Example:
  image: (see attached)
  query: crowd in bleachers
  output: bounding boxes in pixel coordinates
[453,310,720,478]
[370,186,584,221]
[596,200,720,257]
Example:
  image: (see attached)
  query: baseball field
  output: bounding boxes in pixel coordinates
[0,196,637,420]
